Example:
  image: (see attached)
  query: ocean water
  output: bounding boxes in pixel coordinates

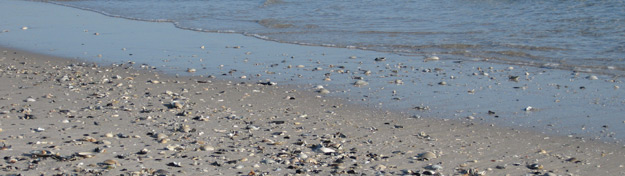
[47,0,625,76]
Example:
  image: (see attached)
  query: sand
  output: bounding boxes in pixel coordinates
[1,47,624,176]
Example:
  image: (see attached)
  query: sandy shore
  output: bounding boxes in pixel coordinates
[1,47,624,176]
[4,0,625,143]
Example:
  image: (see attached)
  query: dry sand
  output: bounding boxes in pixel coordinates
[1,46,624,176]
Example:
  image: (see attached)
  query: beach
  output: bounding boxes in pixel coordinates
[1,0,625,175]
[1,46,624,175]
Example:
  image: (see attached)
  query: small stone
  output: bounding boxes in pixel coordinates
[21,26,28,30]
[104,133,114,138]
[524,106,533,111]
[25,98,36,102]
[187,68,196,73]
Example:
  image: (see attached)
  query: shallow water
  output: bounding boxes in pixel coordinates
[48,0,625,75]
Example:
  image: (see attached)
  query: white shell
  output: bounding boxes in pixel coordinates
[354,80,369,86]
[315,147,335,153]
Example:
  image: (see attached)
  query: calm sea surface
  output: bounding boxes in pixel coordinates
[49,0,625,75]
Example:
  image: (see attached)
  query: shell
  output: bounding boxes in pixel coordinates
[102,159,120,166]
[199,145,215,151]
[137,148,150,155]
[155,133,168,140]
[315,146,335,154]
[318,88,330,94]
[424,56,440,62]
[418,151,437,160]
[77,152,97,158]
[354,80,369,86]
[31,150,54,157]
[304,158,318,164]
[83,136,98,142]
[171,101,184,109]
[179,125,192,133]
[528,163,543,170]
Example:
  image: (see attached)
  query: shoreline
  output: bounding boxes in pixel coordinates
[2,46,625,175]
[2,0,625,144]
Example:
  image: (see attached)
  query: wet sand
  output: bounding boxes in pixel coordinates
[1,47,624,175]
